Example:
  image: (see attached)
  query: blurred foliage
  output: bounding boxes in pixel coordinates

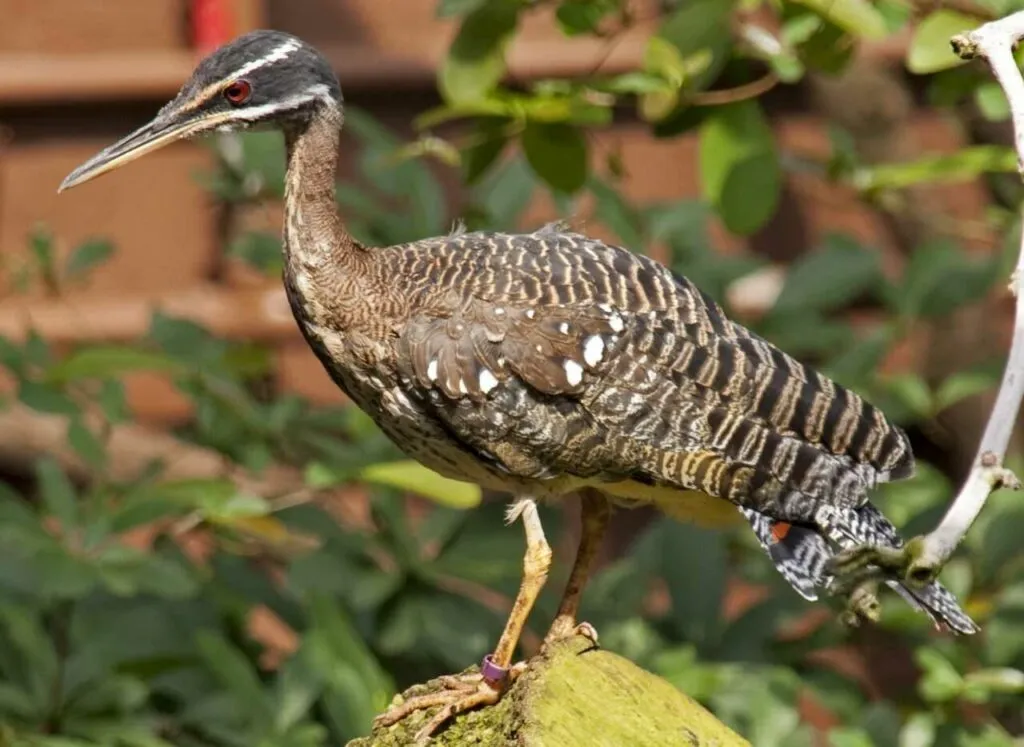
[2,0,1024,745]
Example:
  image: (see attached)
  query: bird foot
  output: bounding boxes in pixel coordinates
[828,543,918,627]
[373,659,526,745]
[542,619,599,650]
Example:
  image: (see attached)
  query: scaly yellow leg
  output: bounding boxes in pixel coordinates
[373,497,552,745]
[544,490,610,645]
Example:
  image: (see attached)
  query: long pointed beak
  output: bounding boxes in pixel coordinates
[59,111,219,193]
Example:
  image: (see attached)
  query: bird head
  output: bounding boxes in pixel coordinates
[59,30,340,192]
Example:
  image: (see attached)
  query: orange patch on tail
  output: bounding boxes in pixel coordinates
[770,521,792,543]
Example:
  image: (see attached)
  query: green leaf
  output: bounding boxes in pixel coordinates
[436,0,488,17]
[698,100,780,235]
[137,553,198,599]
[794,17,855,75]
[304,461,348,489]
[0,605,58,706]
[897,239,997,318]
[824,325,894,387]
[64,239,114,281]
[899,713,936,747]
[979,508,1024,582]
[238,130,287,195]
[195,631,270,718]
[770,235,881,314]
[556,0,617,36]
[601,71,674,95]
[976,80,1010,122]
[147,312,220,362]
[882,374,934,420]
[18,380,78,416]
[67,417,106,471]
[439,0,519,105]
[915,647,964,703]
[462,119,511,184]
[229,231,283,274]
[935,370,997,412]
[521,121,588,194]
[0,334,25,376]
[0,482,47,535]
[907,10,978,74]
[307,594,393,736]
[962,667,1024,696]
[644,36,694,90]
[854,146,1016,192]
[658,0,731,86]
[359,460,481,508]
[274,653,324,733]
[35,457,78,527]
[150,478,271,522]
[28,225,58,289]
[46,346,182,383]
[589,177,645,248]
[477,155,536,228]
[829,728,876,747]
[24,330,52,367]
[790,0,887,39]
[98,379,130,423]
[0,681,41,720]
[657,522,726,647]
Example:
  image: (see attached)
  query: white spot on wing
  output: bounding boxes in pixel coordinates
[564,359,583,386]
[608,313,625,332]
[558,322,570,334]
[458,379,468,395]
[525,309,536,319]
[479,368,498,393]
[427,359,439,382]
[583,335,605,367]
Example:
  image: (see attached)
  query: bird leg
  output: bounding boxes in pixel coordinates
[373,497,552,745]
[543,490,610,646]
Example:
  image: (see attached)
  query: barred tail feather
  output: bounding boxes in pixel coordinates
[741,508,831,601]
[741,503,979,635]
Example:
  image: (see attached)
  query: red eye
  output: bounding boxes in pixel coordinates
[224,80,252,105]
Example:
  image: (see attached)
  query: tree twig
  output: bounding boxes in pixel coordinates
[905,14,1024,582]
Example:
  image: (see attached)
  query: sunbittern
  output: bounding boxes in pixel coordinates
[61,30,978,744]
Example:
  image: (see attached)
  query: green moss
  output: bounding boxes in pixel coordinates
[518,637,747,747]
[348,637,749,747]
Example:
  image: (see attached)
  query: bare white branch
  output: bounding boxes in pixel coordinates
[911,14,1024,578]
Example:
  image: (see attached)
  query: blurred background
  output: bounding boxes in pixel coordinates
[0,0,1023,745]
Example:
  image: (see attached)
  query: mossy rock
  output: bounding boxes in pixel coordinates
[348,636,749,747]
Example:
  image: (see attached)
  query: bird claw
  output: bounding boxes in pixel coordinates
[542,619,600,650]
[830,543,911,579]
[373,661,526,745]
[828,544,914,626]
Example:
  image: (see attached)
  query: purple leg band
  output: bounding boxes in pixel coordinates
[481,654,508,685]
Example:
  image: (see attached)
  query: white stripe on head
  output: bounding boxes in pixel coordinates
[216,84,336,127]
[229,38,302,81]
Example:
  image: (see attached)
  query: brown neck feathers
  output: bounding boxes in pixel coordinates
[282,104,364,270]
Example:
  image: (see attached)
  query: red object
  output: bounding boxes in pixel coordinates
[192,0,234,53]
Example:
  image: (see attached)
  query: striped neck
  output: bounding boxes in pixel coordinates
[282,103,363,270]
